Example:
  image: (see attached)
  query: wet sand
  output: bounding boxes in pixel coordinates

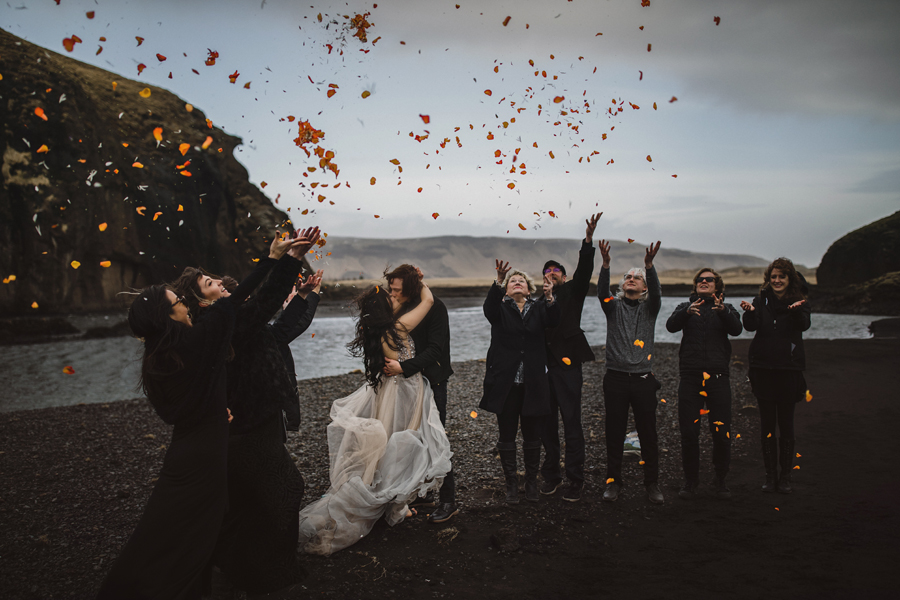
[0,321,897,599]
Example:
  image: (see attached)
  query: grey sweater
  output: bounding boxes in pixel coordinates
[597,266,662,373]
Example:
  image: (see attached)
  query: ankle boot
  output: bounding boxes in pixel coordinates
[523,440,541,503]
[777,438,795,494]
[761,436,778,493]
[497,442,519,504]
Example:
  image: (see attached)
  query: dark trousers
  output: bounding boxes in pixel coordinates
[540,365,585,485]
[603,369,660,485]
[431,380,456,504]
[677,371,732,483]
[749,368,801,441]
[497,384,542,444]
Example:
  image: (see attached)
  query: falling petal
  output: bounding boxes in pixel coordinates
[136,206,147,215]
[766,433,772,438]
[179,143,190,156]
[432,213,439,219]
[792,465,800,470]
[507,183,515,189]
[152,212,162,221]
[202,136,213,149]
[31,302,39,309]
[646,155,652,162]
[137,63,146,75]
[135,36,144,46]
[699,391,708,397]
[34,107,48,121]
[562,357,572,365]
[99,260,111,268]
[370,177,377,185]
[627,239,635,243]
[153,127,163,142]
[484,89,492,96]
[36,145,49,154]
[633,339,644,348]
[518,223,526,231]
[139,88,151,98]
[703,372,711,380]
[132,162,143,168]
[606,478,615,484]
[470,411,478,419]
[63,366,75,374]
[361,90,371,99]
[660,398,667,403]
[156,53,167,62]
[98,223,108,231]
[70,261,81,269]
[805,390,813,402]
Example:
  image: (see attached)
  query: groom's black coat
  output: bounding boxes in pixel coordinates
[400,295,453,385]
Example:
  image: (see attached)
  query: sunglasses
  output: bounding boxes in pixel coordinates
[696,276,716,283]
[543,267,562,274]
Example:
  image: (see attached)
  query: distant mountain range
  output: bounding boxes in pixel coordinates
[319,236,772,281]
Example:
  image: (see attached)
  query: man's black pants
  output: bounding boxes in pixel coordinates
[603,369,660,485]
[540,364,585,485]
[432,380,456,504]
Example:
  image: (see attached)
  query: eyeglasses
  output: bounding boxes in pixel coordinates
[696,276,716,283]
[623,274,644,281]
[543,267,562,274]
[172,296,186,308]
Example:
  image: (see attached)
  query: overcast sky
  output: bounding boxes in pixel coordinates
[4,0,899,267]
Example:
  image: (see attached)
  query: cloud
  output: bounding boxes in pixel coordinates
[847,167,900,193]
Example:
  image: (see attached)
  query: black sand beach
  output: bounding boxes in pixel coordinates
[1,321,898,599]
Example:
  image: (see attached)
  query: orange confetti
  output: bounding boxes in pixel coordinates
[726,432,730,438]
[766,433,772,438]
[736,434,741,439]
[112,81,118,92]
[202,136,213,149]
[99,260,111,268]
[327,89,336,98]
[205,119,213,129]
[139,88,151,98]
[180,171,192,177]
[420,114,430,124]
[153,127,163,142]
[179,143,190,156]
[714,16,721,26]
[562,357,572,365]
[137,63,147,75]
[70,261,81,270]
[34,107,48,121]
[660,398,667,403]
[633,339,644,348]
[132,162,143,168]
[805,390,813,402]
[31,301,39,309]
[647,44,652,52]
[86,11,95,18]
[152,212,162,221]
[484,89,492,96]
[713,421,724,425]
[548,151,555,159]
[370,177,377,185]
[135,36,144,46]
[228,70,240,84]
[374,215,380,219]
[36,144,49,154]
[669,96,678,103]
[703,372,711,380]
[177,205,183,212]
[63,366,75,375]
[518,223,526,231]
[646,155,652,162]
[470,410,478,419]
[205,49,218,65]
[639,460,645,465]
[647,354,652,360]
[260,181,268,188]
[136,206,147,215]
[627,238,635,243]
[793,465,800,470]
[606,478,615,484]
[185,104,193,112]
[603,297,611,303]
[432,213,439,219]
[502,16,511,26]
[62,36,81,52]
[98,223,108,231]
[553,96,565,104]
[775,507,780,511]
[699,392,708,398]
[507,183,515,189]
[361,90,371,99]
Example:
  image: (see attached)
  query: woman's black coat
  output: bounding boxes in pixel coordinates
[666,293,742,374]
[742,287,812,371]
[479,283,560,417]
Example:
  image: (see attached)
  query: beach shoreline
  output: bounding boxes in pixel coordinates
[1,322,898,599]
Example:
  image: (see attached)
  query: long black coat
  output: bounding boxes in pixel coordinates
[742,288,811,371]
[271,291,320,430]
[401,295,453,385]
[480,283,560,417]
[666,293,742,374]
[543,240,596,369]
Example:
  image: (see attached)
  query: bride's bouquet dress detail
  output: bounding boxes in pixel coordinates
[297,340,452,555]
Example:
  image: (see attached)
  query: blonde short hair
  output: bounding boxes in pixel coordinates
[501,269,537,295]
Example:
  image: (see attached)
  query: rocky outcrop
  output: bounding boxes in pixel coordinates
[808,271,900,316]
[1,29,291,315]
[817,210,900,288]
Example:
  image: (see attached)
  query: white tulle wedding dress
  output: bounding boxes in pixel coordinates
[297,341,452,555]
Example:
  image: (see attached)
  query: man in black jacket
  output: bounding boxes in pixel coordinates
[537,213,601,502]
[383,264,458,523]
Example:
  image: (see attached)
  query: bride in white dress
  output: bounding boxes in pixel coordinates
[297,282,452,555]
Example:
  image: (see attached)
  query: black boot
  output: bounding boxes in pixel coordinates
[761,436,778,493]
[523,441,541,503]
[777,438,795,494]
[497,442,519,505]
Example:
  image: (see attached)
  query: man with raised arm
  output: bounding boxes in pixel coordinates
[383,265,458,523]
[537,213,602,502]
[597,239,665,505]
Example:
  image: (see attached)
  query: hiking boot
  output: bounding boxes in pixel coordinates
[562,482,583,503]
[647,483,665,505]
[540,479,563,496]
[428,502,459,524]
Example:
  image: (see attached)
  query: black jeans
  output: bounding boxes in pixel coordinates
[540,365,585,485]
[677,371,732,483]
[749,368,802,442]
[603,369,660,485]
[497,384,542,444]
[431,380,456,504]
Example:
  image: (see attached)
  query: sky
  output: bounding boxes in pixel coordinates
[3,0,899,268]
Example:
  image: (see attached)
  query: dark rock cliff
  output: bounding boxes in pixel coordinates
[1,28,292,315]
[816,210,900,288]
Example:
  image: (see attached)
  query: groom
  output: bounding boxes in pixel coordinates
[383,264,458,524]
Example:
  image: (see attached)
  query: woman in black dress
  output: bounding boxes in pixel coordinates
[480,261,559,504]
[96,235,299,600]
[174,227,320,595]
[740,258,811,494]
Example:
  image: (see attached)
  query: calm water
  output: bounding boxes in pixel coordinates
[0,297,887,412]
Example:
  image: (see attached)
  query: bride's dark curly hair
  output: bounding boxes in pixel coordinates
[347,285,403,390]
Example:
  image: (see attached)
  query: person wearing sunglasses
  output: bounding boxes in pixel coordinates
[536,213,602,503]
[666,268,742,500]
[596,239,664,505]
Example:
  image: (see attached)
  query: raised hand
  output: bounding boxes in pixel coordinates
[740,300,755,312]
[598,240,611,268]
[711,293,725,311]
[269,230,295,259]
[644,241,661,269]
[688,297,704,316]
[283,285,299,310]
[585,212,603,244]
[288,226,321,259]
[495,259,511,283]
[788,299,807,310]
[415,266,424,280]
[298,269,324,294]
[543,274,555,301]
